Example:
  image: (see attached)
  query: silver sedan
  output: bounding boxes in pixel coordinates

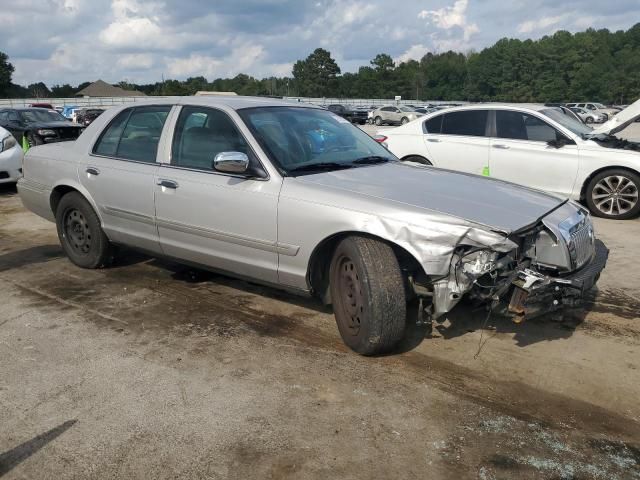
[18,96,607,355]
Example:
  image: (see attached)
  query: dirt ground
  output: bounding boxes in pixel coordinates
[1,181,639,480]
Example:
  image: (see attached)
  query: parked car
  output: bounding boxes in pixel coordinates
[570,107,605,124]
[326,104,368,124]
[0,126,23,184]
[0,108,83,146]
[378,101,640,219]
[61,105,80,120]
[76,108,105,126]
[565,103,618,121]
[372,105,424,126]
[17,97,608,355]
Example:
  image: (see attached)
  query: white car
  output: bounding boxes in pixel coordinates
[565,102,618,120]
[570,107,606,124]
[0,126,23,184]
[378,101,640,219]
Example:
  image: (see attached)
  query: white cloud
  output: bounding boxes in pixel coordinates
[418,0,479,41]
[517,14,566,34]
[117,53,154,70]
[395,44,429,64]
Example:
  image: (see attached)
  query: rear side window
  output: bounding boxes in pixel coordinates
[496,110,560,142]
[423,115,443,134]
[441,110,488,137]
[93,106,171,162]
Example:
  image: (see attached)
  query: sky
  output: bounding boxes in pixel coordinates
[1,0,639,86]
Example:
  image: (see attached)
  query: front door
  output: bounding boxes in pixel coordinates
[79,105,172,253]
[488,109,580,197]
[154,105,281,284]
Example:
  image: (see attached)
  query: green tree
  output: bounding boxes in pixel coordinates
[0,52,15,96]
[292,48,341,97]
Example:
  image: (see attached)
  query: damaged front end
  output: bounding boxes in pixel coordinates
[412,203,609,323]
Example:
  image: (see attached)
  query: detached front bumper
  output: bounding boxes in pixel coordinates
[506,239,609,319]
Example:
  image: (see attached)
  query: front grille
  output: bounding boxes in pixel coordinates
[57,128,80,140]
[569,223,595,269]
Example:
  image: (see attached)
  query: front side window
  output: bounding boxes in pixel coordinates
[238,106,395,175]
[496,110,560,142]
[441,110,488,137]
[93,106,170,161]
[171,106,249,171]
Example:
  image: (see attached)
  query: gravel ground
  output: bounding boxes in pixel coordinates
[1,174,639,478]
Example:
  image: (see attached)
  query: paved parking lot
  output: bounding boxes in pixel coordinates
[1,181,639,479]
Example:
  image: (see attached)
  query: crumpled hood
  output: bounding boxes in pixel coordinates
[591,98,640,136]
[296,162,565,233]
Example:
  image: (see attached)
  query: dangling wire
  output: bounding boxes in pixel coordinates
[474,304,497,359]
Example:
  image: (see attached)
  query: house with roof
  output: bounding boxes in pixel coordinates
[75,80,146,98]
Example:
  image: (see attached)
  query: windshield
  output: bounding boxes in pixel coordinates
[594,103,606,109]
[399,106,414,112]
[541,108,592,137]
[238,107,396,175]
[20,109,67,123]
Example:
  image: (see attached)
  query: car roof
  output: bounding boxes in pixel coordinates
[429,103,552,114]
[117,95,321,111]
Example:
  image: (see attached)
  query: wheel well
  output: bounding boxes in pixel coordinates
[50,185,79,215]
[400,154,432,165]
[580,166,640,200]
[306,231,427,304]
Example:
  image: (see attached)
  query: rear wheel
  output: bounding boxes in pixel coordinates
[329,236,406,355]
[55,192,114,268]
[585,117,594,124]
[374,116,382,126]
[400,117,409,125]
[585,169,640,219]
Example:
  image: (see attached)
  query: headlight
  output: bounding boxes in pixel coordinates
[0,135,17,152]
[36,129,57,136]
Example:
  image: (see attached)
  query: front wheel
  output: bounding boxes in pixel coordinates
[329,236,406,355]
[585,169,640,219]
[585,117,594,124]
[402,155,432,166]
[55,192,115,268]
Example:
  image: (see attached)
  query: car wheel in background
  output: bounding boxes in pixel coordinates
[401,117,409,125]
[402,155,432,166]
[26,132,43,147]
[55,192,115,268]
[374,116,382,126]
[585,169,640,220]
[329,235,406,355]
[585,117,594,124]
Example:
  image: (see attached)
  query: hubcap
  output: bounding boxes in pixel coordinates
[592,175,639,216]
[337,256,363,335]
[64,208,92,254]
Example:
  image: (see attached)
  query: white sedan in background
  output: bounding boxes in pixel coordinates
[378,101,640,219]
[0,126,22,184]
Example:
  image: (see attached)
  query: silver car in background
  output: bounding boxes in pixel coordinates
[372,105,424,126]
[18,96,607,355]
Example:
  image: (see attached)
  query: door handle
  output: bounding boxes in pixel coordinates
[492,144,510,149]
[426,138,441,143]
[157,179,179,189]
[86,167,100,176]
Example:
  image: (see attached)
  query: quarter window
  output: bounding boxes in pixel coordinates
[93,106,170,161]
[171,106,249,171]
[441,110,488,137]
[496,110,560,142]
[423,115,443,134]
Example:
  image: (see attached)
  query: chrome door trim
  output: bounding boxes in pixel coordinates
[156,217,299,256]
[102,205,156,226]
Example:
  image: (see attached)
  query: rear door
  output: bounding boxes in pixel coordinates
[422,109,490,175]
[80,105,172,253]
[488,109,580,196]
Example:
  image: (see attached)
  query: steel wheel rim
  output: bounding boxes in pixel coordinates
[592,175,639,216]
[336,255,363,336]
[64,208,92,255]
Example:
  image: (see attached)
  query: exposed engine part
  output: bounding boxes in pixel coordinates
[590,136,640,152]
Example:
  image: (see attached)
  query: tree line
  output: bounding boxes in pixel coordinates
[1,23,638,104]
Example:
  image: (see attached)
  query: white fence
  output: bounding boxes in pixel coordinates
[0,95,468,109]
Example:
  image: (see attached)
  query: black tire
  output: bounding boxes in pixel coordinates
[402,155,432,166]
[329,236,406,355]
[374,116,382,126]
[55,192,114,268]
[585,169,640,220]
[26,132,43,147]
[585,117,594,124]
[400,117,409,125]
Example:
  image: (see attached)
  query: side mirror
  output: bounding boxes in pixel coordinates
[213,151,249,174]
[547,137,573,149]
